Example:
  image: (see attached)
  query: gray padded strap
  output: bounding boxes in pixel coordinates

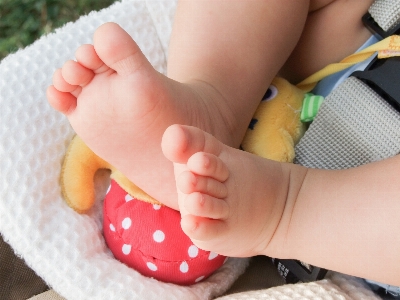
[295,77,400,169]
[369,0,400,32]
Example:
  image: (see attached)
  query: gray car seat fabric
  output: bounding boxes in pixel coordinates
[369,0,400,32]
[295,76,400,169]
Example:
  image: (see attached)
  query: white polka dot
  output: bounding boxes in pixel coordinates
[153,230,165,243]
[106,184,111,194]
[188,245,199,258]
[195,276,205,283]
[180,261,189,273]
[147,262,158,271]
[125,194,133,202]
[122,244,131,255]
[109,224,115,232]
[208,252,218,260]
[153,204,161,210]
[122,217,132,229]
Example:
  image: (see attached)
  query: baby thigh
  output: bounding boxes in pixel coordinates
[281,0,374,83]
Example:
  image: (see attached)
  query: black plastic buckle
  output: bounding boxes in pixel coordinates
[271,258,327,284]
[352,56,400,113]
[363,12,400,39]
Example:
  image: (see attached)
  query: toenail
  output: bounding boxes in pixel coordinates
[198,193,205,206]
[190,173,198,187]
[191,220,199,232]
[203,155,210,169]
[176,125,189,153]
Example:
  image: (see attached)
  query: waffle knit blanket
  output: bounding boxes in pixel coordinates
[0,0,382,299]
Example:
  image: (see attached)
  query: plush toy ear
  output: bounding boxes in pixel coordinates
[61,135,160,213]
[61,135,112,213]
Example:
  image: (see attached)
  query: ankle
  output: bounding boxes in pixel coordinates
[262,163,309,258]
[182,79,248,148]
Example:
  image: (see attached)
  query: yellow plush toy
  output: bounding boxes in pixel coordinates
[60,77,310,285]
[241,77,307,162]
[61,135,160,213]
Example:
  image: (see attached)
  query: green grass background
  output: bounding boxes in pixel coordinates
[0,0,117,60]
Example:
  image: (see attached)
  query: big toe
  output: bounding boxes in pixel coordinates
[162,125,223,164]
[93,22,152,76]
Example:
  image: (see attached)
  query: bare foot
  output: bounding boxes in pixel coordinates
[47,23,237,209]
[162,124,301,257]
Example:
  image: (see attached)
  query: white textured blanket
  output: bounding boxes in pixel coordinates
[0,0,382,299]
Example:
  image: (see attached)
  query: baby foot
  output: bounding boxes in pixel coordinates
[162,124,298,257]
[47,23,235,209]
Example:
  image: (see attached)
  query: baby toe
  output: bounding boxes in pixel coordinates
[177,171,228,198]
[184,192,229,220]
[187,152,229,182]
[62,60,94,86]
